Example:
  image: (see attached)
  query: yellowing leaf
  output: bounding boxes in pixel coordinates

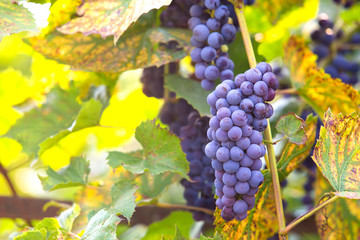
[257,0,305,24]
[214,115,317,239]
[57,0,172,44]
[29,27,191,72]
[0,68,31,105]
[0,0,37,40]
[284,36,360,119]
[0,137,26,167]
[315,173,360,240]
[313,110,360,199]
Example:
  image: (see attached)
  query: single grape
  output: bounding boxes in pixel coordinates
[223,185,236,197]
[220,117,233,130]
[235,181,250,194]
[216,146,230,162]
[249,170,264,188]
[223,160,240,173]
[190,5,203,17]
[207,18,221,31]
[214,5,230,21]
[233,200,248,215]
[207,32,224,49]
[193,24,210,42]
[230,146,244,161]
[223,173,238,186]
[244,68,262,83]
[201,46,217,62]
[205,0,220,10]
[236,167,252,181]
[205,65,220,80]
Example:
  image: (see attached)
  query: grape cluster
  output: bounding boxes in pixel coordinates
[161,0,200,28]
[311,14,359,85]
[160,98,194,135]
[205,62,278,221]
[180,111,216,222]
[189,0,237,90]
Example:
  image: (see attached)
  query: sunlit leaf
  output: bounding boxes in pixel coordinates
[107,121,189,178]
[34,218,62,240]
[0,0,37,40]
[57,0,172,44]
[142,211,194,240]
[312,110,360,199]
[315,173,360,240]
[6,86,80,155]
[275,113,307,145]
[110,180,138,222]
[0,137,26,167]
[165,74,210,116]
[29,27,191,72]
[283,36,360,119]
[38,157,90,191]
[214,115,317,239]
[57,204,81,232]
[12,229,46,240]
[256,0,305,24]
[258,0,318,60]
[340,4,360,23]
[81,209,120,240]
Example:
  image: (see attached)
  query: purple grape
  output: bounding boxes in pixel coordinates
[228,126,242,141]
[223,160,240,173]
[216,56,230,69]
[214,83,231,98]
[234,74,246,87]
[207,32,224,49]
[249,130,263,144]
[216,128,229,141]
[190,48,202,63]
[209,116,220,130]
[216,146,230,162]
[207,92,218,107]
[222,196,236,207]
[221,140,236,148]
[250,159,262,170]
[236,167,251,181]
[240,125,252,137]
[253,81,268,96]
[214,5,230,21]
[256,62,272,75]
[223,173,238,186]
[201,79,215,90]
[229,105,240,113]
[220,117,233,130]
[230,146,244,161]
[217,107,232,119]
[201,46,217,62]
[236,137,251,150]
[216,98,229,109]
[247,144,262,159]
[244,68,262,83]
[233,200,247,215]
[221,23,236,43]
[240,154,253,167]
[193,24,210,42]
[190,5,203,17]
[207,18,221,31]
[205,65,220,80]
[231,110,247,127]
[240,99,254,113]
[253,118,268,131]
[220,69,235,81]
[205,0,220,9]
[240,81,254,96]
[205,141,220,158]
[262,72,279,90]
[223,185,236,197]
[212,159,224,171]
[195,62,207,79]
[249,170,264,188]
[235,181,250,194]
[242,195,255,209]
[253,103,267,118]
[221,206,235,221]
[188,17,202,31]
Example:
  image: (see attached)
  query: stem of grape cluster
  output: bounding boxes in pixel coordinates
[235,5,287,239]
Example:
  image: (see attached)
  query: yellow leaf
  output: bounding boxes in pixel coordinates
[57,0,172,44]
[0,137,27,167]
[257,0,305,24]
[312,110,360,199]
[315,173,360,240]
[284,36,360,119]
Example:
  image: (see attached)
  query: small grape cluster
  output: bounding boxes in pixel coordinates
[189,0,237,90]
[311,14,359,85]
[205,62,278,221]
[180,111,216,222]
[160,98,194,136]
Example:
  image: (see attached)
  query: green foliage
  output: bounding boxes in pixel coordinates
[165,74,210,115]
[107,121,189,178]
[142,211,194,240]
[110,180,138,221]
[82,209,120,240]
[38,157,90,191]
[0,0,37,40]
[57,204,81,231]
[275,113,307,144]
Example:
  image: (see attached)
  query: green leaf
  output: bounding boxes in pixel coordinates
[340,4,360,23]
[138,171,181,198]
[57,204,81,232]
[38,99,103,156]
[6,86,80,155]
[313,110,360,199]
[0,0,37,40]
[57,0,172,44]
[34,218,62,240]
[39,157,90,191]
[81,209,120,240]
[13,229,46,240]
[142,211,194,240]
[164,74,210,115]
[29,26,191,73]
[110,180,138,222]
[107,121,189,178]
[257,0,319,60]
[275,113,307,145]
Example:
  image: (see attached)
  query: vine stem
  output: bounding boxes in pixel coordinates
[155,203,214,215]
[235,5,287,239]
[279,195,339,235]
[0,163,17,196]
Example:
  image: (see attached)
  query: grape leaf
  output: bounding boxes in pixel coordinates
[214,115,317,239]
[275,113,307,145]
[38,157,90,191]
[57,0,172,44]
[283,36,360,119]
[257,0,305,24]
[138,171,181,198]
[57,204,81,232]
[315,173,360,240]
[109,180,138,222]
[258,0,318,60]
[107,121,189,178]
[340,4,360,23]
[29,27,191,73]
[34,218,62,240]
[164,74,210,116]
[6,86,80,155]
[12,229,46,240]
[0,0,37,40]
[81,209,120,240]
[142,211,194,240]
[312,110,360,199]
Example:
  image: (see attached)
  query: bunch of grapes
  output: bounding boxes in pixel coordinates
[180,111,216,222]
[311,14,359,85]
[189,0,237,90]
[159,98,194,135]
[205,62,278,221]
